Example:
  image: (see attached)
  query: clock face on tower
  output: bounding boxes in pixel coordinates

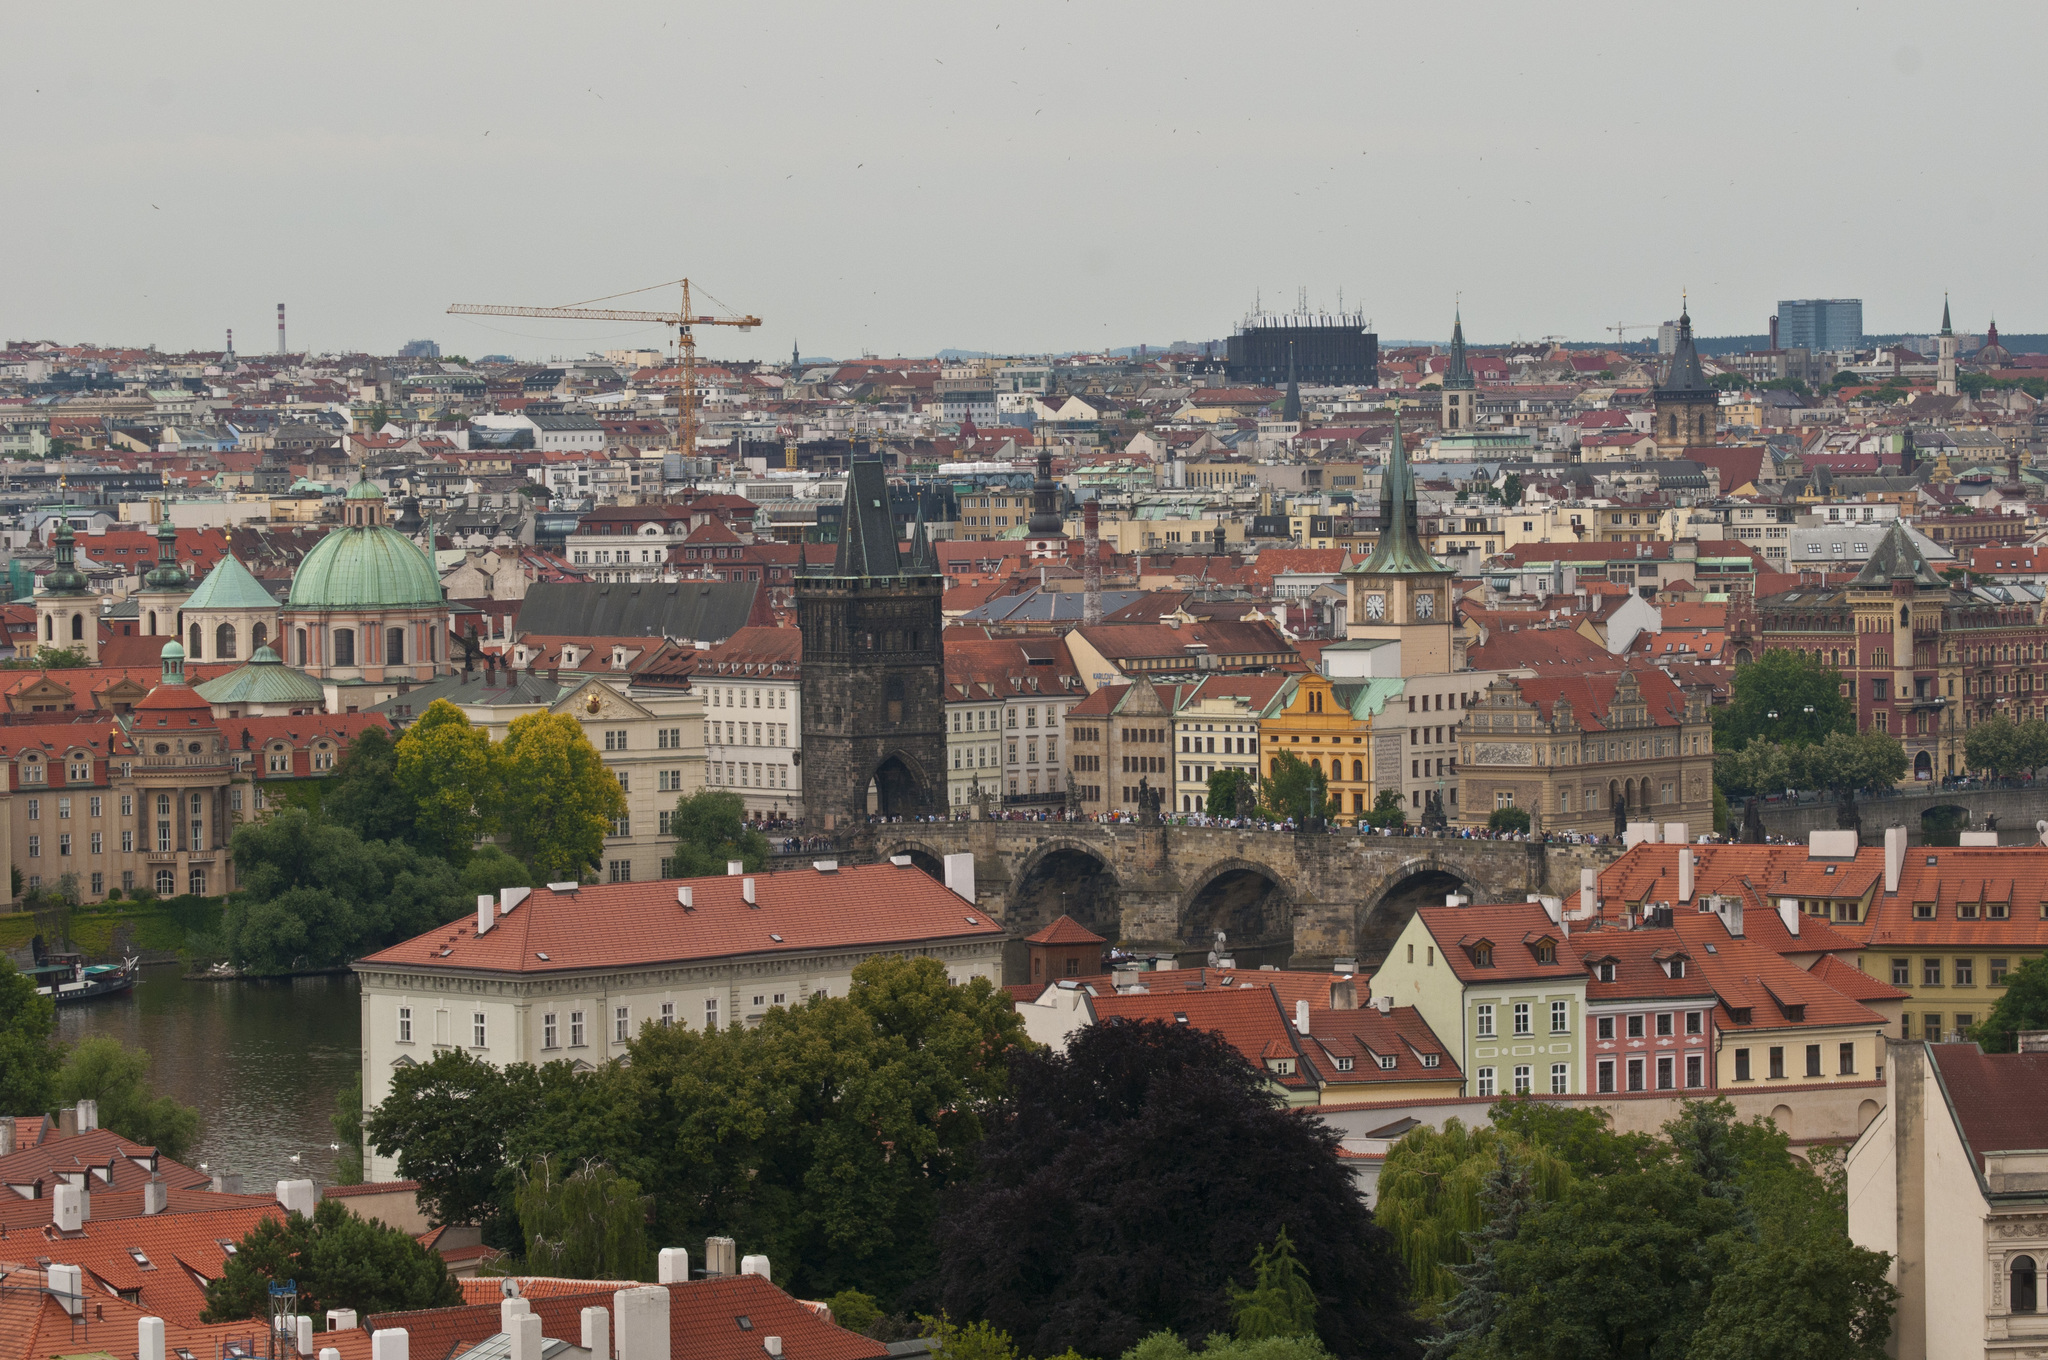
[1364,593,1387,620]
[1415,592,1435,619]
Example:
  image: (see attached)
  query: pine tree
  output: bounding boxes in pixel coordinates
[1426,1142,1532,1360]
[1230,1228,1317,1340]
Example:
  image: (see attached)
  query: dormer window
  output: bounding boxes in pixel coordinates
[1335,1056,1354,1072]
[1472,943,1493,967]
[1597,961,1616,983]
[1377,1054,1397,1071]
[1668,958,1686,979]
[1534,941,1556,965]
[1421,1053,1441,1068]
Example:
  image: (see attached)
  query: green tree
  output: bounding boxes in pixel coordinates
[1972,954,2048,1052]
[0,958,61,1115]
[1124,1335,1331,1360]
[1259,752,1329,824]
[825,1290,883,1335]
[0,647,92,670]
[498,711,627,882]
[1715,738,1792,800]
[1500,473,1523,509]
[1964,714,2048,777]
[200,1198,462,1321]
[515,1156,653,1281]
[393,699,499,864]
[917,1315,1019,1360]
[1361,788,1407,831]
[1486,807,1530,834]
[364,1048,551,1235]
[667,789,771,877]
[331,1072,365,1185]
[1428,1143,1533,1360]
[323,726,410,844]
[1713,650,1853,750]
[1685,1237,1897,1360]
[56,1037,200,1160]
[1791,730,1909,803]
[1230,1228,1317,1340]
[1205,767,1254,818]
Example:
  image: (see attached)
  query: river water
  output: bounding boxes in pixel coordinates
[55,965,361,1190]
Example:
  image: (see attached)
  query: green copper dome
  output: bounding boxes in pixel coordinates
[287,522,443,609]
[345,475,388,501]
[141,518,190,590]
[194,645,328,706]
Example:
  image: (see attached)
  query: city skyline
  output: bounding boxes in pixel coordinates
[3,2,2041,359]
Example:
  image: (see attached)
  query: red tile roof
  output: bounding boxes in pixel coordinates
[1927,1044,2048,1172]
[1415,903,1578,984]
[1024,914,1106,946]
[1088,986,1313,1089]
[356,862,1001,975]
[1302,1004,1461,1092]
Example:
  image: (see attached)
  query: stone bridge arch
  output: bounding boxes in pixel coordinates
[1004,837,1122,942]
[1177,856,1297,967]
[874,837,949,882]
[1351,854,1497,966]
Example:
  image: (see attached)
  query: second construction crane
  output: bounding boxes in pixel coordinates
[448,279,760,458]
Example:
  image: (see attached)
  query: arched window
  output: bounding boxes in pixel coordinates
[1900,606,1910,626]
[215,623,236,660]
[188,624,203,658]
[1353,760,1364,782]
[70,612,83,642]
[386,628,405,665]
[295,628,308,666]
[2016,1255,2039,1314]
[1309,757,1321,776]
[251,623,268,652]
[334,628,356,667]
[147,611,157,634]
[43,614,52,641]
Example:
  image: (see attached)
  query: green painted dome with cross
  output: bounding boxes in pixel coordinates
[286,477,443,609]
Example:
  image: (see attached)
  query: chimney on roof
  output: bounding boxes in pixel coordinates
[142,1177,166,1216]
[742,877,756,906]
[1777,898,1801,938]
[657,1248,689,1284]
[703,1236,738,1277]
[614,1288,671,1360]
[326,1312,358,1333]
[48,1262,82,1316]
[1294,999,1310,1035]
[140,1317,166,1360]
[1885,825,1907,893]
[727,859,744,876]
[477,894,495,935]
[741,1254,771,1280]
[1374,993,1393,1016]
[0,1116,13,1158]
[509,1312,543,1360]
[1678,847,1694,902]
[52,1182,83,1232]
[581,1308,611,1360]
[276,1178,316,1217]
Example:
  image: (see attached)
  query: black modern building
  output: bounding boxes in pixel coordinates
[1225,314,1378,387]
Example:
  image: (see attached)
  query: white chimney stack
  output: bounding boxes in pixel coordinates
[322,1351,342,1360]
[741,1254,772,1281]
[1295,999,1310,1036]
[581,1308,611,1360]
[77,1100,96,1132]
[53,1183,83,1232]
[48,1263,82,1315]
[500,886,531,915]
[277,1179,317,1218]
[1885,825,1907,894]
[477,894,495,934]
[501,1299,531,1330]
[0,1116,14,1157]
[296,1316,315,1357]
[1678,848,1694,903]
[765,1342,783,1359]
[1778,898,1801,937]
[944,852,976,904]
[705,1236,737,1276]
[371,1330,409,1360]
[726,860,744,876]
[139,1317,166,1360]
[678,886,693,910]
[143,1178,167,1215]
[510,1312,543,1360]
[658,1248,689,1284]
[327,1312,359,1333]
[614,1287,670,1360]
[742,877,756,906]
[1374,993,1393,1016]
[1665,822,1688,846]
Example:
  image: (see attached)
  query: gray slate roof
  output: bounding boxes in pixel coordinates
[514,579,758,644]
[367,668,565,724]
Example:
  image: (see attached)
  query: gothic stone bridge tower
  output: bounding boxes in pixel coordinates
[798,457,946,827]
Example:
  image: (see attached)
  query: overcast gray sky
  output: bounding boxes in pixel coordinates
[2,2,2036,361]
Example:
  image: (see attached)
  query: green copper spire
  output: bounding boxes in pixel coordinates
[1355,413,1445,576]
[1445,308,1474,390]
[42,518,89,596]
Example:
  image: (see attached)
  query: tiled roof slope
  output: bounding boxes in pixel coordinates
[1928,1044,2048,1172]
[356,861,999,975]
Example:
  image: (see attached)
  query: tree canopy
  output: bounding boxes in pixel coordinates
[1790,731,1909,802]
[1962,713,2048,778]
[515,1156,653,1281]
[1712,651,1853,750]
[935,1018,1420,1359]
[1363,789,1408,831]
[499,711,627,881]
[1261,751,1331,824]
[200,1199,462,1322]
[1973,954,2048,1052]
[1206,767,1256,818]
[56,1036,200,1160]
[393,700,500,864]
[667,789,771,877]
[368,955,1030,1303]
[0,959,60,1115]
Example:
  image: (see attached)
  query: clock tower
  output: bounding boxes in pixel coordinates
[1343,413,1455,675]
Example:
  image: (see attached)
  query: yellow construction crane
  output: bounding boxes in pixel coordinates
[447,279,760,458]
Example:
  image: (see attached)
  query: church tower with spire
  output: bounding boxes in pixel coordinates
[1652,298,1717,453]
[1341,415,1455,675]
[1024,445,1067,559]
[35,511,99,663]
[796,457,945,826]
[1936,295,1958,397]
[1441,309,1475,432]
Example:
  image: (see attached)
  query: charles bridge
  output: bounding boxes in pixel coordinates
[812,821,1620,969]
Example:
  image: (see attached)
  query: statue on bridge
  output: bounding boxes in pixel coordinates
[1136,775,1163,825]
[1742,796,1766,844]
[1614,794,1627,839]
[1422,789,1448,833]
[1234,775,1258,821]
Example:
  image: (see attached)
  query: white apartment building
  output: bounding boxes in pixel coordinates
[698,626,802,822]
[1171,675,1283,814]
[352,860,1004,1180]
[943,638,1082,809]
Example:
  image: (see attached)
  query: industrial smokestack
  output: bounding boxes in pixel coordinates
[1083,499,1102,628]
[226,327,233,359]
[277,303,287,357]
